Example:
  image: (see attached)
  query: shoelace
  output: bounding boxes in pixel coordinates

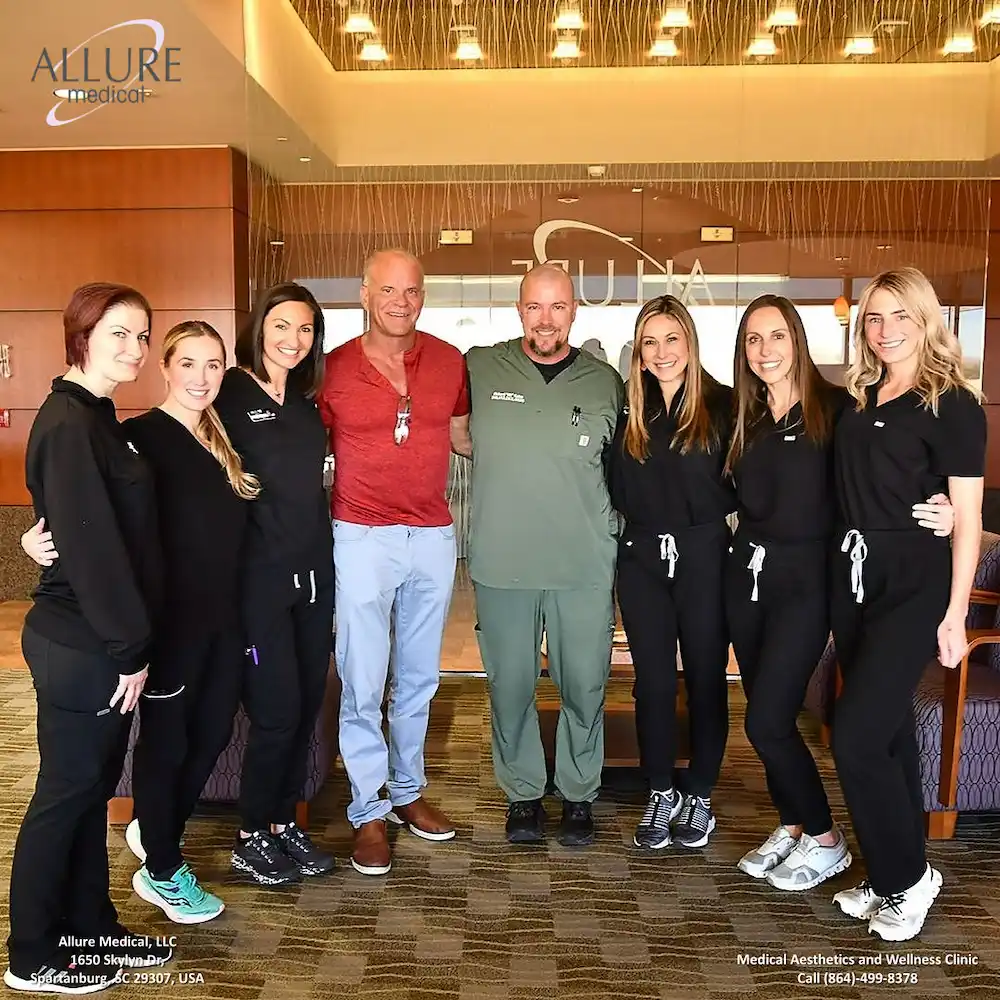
[566,802,590,822]
[639,792,672,832]
[251,831,283,862]
[678,796,711,833]
[877,891,907,915]
[508,801,537,820]
[281,825,315,853]
[172,864,206,902]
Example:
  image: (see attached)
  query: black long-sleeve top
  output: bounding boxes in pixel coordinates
[24,378,161,673]
[609,370,736,532]
[123,408,247,639]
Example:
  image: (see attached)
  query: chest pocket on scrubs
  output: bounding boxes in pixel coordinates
[564,409,608,463]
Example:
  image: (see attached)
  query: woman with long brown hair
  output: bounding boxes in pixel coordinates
[609,294,735,851]
[726,294,954,896]
[829,269,984,941]
[22,320,260,925]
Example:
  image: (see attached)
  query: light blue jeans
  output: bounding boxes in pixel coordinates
[332,520,457,827]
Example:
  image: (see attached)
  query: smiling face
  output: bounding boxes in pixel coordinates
[744,305,795,387]
[639,313,689,387]
[863,286,924,368]
[517,267,577,361]
[361,252,425,340]
[262,299,315,373]
[81,302,150,387]
[161,333,225,415]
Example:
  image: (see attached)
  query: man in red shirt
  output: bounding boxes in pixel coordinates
[318,249,471,877]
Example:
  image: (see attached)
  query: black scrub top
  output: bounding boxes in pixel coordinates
[609,370,736,532]
[214,367,332,578]
[834,384,986,531]
[732,386,850,544]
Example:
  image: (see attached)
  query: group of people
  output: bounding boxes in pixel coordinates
[4,251,984,994]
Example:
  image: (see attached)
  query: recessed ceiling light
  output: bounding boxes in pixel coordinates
[299,156,312,163]
[632,187,644,193]
[360,40,390,61]
[276,136,288,142]
[650,36,679,58]
[344,5,376,34]
[943,33,975,55]
[834,255,849,262]
[554,4,585,30]
[766,3,799,28]
[981,4,1000,26]
[270,240,285,246]
[844,36,876,56]
[553,35,581,59]
[747,33,778,57]
[660,6,691,29]
[557,195,580,204]
[877,243,893,251]
[455,37,483,60]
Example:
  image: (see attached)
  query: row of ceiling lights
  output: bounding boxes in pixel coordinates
[340,1,1000,62]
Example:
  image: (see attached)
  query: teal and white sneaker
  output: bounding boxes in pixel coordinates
[125,819,185,864]
[132,864,225,924]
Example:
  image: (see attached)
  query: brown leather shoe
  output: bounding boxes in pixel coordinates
[351,819,392,875]
[388,797,456,842]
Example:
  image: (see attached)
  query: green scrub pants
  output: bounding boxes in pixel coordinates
[473,584,614,803]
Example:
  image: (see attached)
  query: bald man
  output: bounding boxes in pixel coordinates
[318,249,472,876]
[465,264,624,847]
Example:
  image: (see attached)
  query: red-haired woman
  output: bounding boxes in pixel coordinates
[6,284,170,994]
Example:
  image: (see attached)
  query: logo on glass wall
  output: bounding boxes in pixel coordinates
[514,219,714,307]
[31,19,180,127]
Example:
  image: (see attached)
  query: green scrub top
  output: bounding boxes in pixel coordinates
[466,338,625,590]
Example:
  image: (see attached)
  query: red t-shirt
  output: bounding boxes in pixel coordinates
[318,333,470,527]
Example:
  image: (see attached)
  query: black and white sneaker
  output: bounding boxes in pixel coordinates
[505,800,546,844]
[231,831,302,886]
[670,794,716,848]
[633,789,683,849]
[275,823,336,876]
[4,949,120,994]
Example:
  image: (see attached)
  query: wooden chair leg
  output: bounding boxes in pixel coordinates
[926,809,958,840]
[107,796,134,826]
[295,800,309,830]
[819,722,831,748]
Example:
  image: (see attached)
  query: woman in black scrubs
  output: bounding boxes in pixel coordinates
[829,268,984,942]
[609,295,735,850]
[725,295,953,893]
[22,321,257,924]
[213,282,336,886]
[6,283,170,994]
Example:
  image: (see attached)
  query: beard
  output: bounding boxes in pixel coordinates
[527,329,568,358]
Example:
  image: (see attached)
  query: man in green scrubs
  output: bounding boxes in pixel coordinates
[466,263,624,847]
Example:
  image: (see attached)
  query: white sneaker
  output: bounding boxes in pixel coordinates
[738,826,799,879]
[125,819,146,863]
[867,866,943,942]
[834,880,883,920]
[767,830,852,891]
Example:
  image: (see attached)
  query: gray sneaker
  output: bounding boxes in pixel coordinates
[738,825,800,879]
[633,789,683,849]
[766,829,852,891]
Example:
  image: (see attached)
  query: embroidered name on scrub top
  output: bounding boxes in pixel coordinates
[247,408,277,423]
[491,391,525,403]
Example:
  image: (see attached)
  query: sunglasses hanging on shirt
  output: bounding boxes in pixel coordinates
[394,394,411,446]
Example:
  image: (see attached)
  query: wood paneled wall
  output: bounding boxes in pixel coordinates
[981,181,1000,487]
[0,148,251,506]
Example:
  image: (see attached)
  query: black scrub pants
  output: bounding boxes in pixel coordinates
[616,521,730,796]
[830,528,950,898]
[7,627,132,975]
[131,626,244,877]
[239,565,334,833]
[725,530,833,836]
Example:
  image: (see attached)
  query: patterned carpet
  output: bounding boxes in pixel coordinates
[0,670,999,1000]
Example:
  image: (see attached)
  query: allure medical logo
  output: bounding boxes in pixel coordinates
[31,19,180,127]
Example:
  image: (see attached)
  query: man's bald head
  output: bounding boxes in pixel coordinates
[360,248,425,342]
[517,263,577,364]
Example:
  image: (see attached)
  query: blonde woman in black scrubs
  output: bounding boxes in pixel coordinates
[829,268,985,942]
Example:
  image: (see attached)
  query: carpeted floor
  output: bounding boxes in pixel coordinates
[0,666,999,1000]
